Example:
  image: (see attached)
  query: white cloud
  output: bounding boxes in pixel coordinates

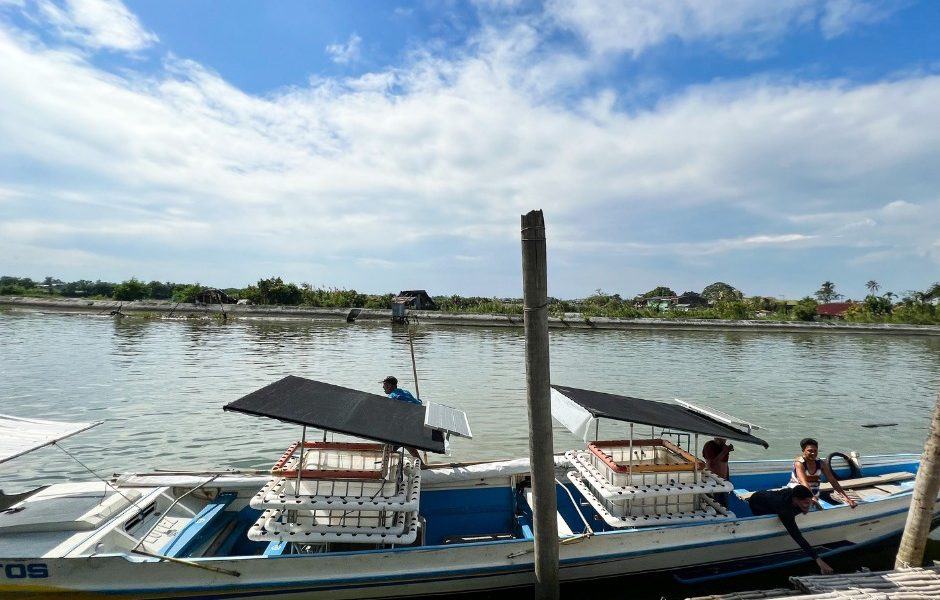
[555,233,816,257]
[0,5,937,294]
[326,33,362,64]
[820,0,900,39]
[881,199,919,216]
[544,0,900,57]
[37,0,157,51]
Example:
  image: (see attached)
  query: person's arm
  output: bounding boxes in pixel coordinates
[822,463,857,508]
[778,511,818,560]
[794,460,811,488]
[815,558,835,575]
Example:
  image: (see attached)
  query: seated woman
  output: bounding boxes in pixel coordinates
[788,438,857,508]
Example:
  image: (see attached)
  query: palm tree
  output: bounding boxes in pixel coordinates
[866,280,880,296]
[815,281,838,303]
[927,282,940,301]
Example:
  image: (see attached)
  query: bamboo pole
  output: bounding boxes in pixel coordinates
[895,390,940,568]
[408,327,420,400]
[520,210,559,599]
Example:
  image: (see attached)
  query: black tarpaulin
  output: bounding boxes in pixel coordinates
[224,376,445,453]
[552,384,769,448]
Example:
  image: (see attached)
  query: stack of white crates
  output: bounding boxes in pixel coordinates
[566,438,734,528]
[248,441,421,547]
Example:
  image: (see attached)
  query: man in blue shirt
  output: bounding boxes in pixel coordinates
[380,376,421,406]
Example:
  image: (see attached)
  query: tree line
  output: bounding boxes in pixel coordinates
[1,275,938,325]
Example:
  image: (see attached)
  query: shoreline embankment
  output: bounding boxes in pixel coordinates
[2,295,939,336]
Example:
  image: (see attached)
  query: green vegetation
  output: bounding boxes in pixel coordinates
[702,282,742,302]
[1,275,939,325]
[814,280,842,303]
[792,297,819,321]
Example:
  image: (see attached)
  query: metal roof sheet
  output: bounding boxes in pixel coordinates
[224,376,446,453]
[551,385,769,448]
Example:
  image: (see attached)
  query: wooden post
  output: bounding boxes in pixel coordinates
[896,390,940,568]
[521,210,559,599]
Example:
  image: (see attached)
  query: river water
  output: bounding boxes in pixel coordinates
[1,308,939,492]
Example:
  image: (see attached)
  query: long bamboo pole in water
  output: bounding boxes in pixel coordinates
[896,390,940,568]
[521,209,559,599]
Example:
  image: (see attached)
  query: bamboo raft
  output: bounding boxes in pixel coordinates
[686,564,940,599]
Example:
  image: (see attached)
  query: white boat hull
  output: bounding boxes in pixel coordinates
[1,460,932,599]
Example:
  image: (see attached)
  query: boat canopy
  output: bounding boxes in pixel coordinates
[224,376,447,453]
[0,414,102,464]
[551,385,769,448]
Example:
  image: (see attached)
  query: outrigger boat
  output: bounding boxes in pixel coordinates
[0,375,935,598]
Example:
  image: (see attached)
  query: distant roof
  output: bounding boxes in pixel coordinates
[551,385,768,448]
[224,376,446,453]
[816,302,854,316]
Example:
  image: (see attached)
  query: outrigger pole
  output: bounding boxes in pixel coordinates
[521,209,559,600]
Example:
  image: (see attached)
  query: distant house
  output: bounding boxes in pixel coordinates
[195,289,237,305]
[675,292,708,310]
[816,302,853,319]
[638,295,678,311]
[394,290,437,310]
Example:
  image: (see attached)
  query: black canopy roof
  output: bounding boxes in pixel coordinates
[224,376,445,453]
[552,385,769,448]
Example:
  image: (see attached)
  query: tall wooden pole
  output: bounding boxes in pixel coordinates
[521,210,559,599]
[896,390,940,568]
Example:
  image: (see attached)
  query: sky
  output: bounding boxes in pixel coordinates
[1,0,938,300]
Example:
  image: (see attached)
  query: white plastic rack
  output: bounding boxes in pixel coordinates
[250,460,421,512]
[565,440,735,529]
[249,443,421,545]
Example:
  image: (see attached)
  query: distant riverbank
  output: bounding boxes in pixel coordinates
[3,295,940,336]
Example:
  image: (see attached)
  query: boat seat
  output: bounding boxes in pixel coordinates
[160,492,238,558]
[525,489,574,537]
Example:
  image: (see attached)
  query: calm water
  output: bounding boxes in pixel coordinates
[2,308,939,492]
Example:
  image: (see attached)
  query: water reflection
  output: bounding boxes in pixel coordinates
[0,310,938,491]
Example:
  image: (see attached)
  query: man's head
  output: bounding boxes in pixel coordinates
[714,437,726,445]
[791,484,815,513]
[800,437,819,458]
[381,376,397,394]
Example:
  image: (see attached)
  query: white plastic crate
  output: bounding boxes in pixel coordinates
[587,438,705,488]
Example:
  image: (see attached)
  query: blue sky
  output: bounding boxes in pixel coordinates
[1,0,938,300]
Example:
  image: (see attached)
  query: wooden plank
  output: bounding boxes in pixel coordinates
[818,471,913,492]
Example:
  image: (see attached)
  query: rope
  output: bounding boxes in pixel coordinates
[555,477,593,536]
[53,441,137,505]
[48,446,238,577]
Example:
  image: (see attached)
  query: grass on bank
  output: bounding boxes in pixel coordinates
[2,276,939,325]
